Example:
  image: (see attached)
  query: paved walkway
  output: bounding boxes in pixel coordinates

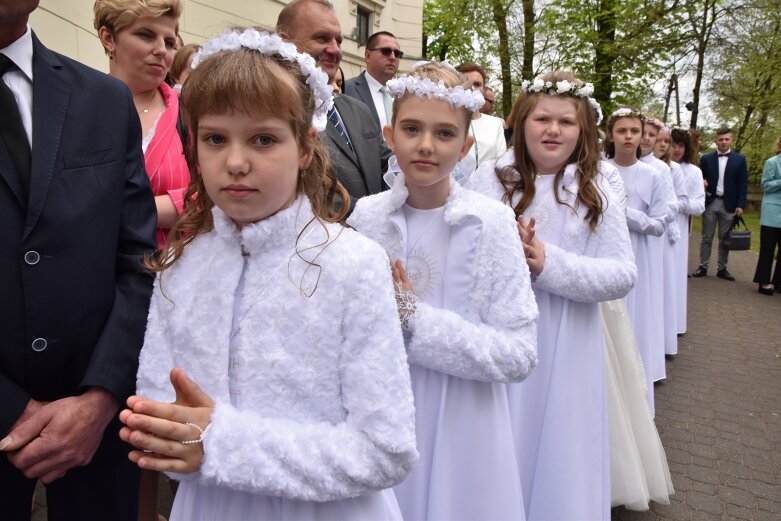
[31,234,780,520]
[613,233,781,521]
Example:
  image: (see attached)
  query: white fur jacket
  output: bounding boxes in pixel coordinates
[469,151,637,304]
[347,173,538,384]
[136,197,418,501]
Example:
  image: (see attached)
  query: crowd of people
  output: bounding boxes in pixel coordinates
[2,0,780,520]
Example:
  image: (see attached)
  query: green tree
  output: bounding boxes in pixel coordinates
[710,0,781,182]
[537,0,687,115]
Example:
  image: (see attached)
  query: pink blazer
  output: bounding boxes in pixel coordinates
[145,82,190,248]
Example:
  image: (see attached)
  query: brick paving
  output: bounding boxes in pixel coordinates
[30,234,781,520]
[613,233,781,521]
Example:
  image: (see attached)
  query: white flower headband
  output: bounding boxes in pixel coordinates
[192,28,333,131]
[385,75,485,113]
[644,116,670,132]
[611,107,645,120]
[521,77,603,125]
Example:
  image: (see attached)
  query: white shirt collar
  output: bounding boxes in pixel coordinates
[364,71,384,92]
[0,25,34,82]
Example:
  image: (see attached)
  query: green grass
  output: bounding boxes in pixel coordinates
[691,207,761,253]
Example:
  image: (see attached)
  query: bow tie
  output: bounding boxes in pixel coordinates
[718,152,731,157]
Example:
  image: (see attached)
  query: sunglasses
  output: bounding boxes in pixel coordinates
[370,47,404,59]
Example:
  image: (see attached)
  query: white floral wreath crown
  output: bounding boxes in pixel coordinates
[385,75,485,113]
[611,107,645,120]
[644,116,670,132]
[521,77,603,125]
[192,28,333,131]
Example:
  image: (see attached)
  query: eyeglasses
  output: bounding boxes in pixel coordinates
[370,47,404,59]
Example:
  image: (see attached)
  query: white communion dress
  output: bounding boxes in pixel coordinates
[641,153,680,360]
[470,153,637,521]
[349,171,539,521]
[608,158,669,416]
[136,198,418,521]
[676,162,706,333]
[600,162,675,509]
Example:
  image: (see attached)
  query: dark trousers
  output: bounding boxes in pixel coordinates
[0,417,139,521]
[699,197,734,270]
[753,225,781,287]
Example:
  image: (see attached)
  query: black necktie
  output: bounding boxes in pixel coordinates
[718,152,731,158]
[0,54,31,196]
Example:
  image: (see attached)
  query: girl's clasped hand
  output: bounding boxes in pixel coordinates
[119,368,214,473]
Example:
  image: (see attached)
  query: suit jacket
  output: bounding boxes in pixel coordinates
[700,150,748,212]
[0,33,157,434]
[343,71,381,128]
[320,94,391,212]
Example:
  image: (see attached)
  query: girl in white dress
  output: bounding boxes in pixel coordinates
[348,62,539,521]
[604,108,669,416]
[641,118,680,363]
[654,124,690,355]
[670,128,706,334]
[470,71,637,521]
[600,160,674,511]
[116,29,418,521]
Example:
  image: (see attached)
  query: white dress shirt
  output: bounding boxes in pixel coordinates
[1,26,34,147]
[717,149,731,196]
[364,71,390,128]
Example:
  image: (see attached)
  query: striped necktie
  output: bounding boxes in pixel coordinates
[327,106,353,151]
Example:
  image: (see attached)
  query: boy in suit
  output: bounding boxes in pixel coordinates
[692,127,748,280]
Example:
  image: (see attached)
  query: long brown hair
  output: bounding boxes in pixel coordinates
[671,128,696,165]
[148,45,348,272]
[500,70,604,230]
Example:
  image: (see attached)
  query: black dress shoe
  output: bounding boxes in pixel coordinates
[758,285,774,296]
[691,267,707,278]
[717,269,735,281]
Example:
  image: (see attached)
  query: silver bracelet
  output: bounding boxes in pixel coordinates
[395,282,419,330]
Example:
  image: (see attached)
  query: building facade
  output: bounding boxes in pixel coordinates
[29,0,423,77]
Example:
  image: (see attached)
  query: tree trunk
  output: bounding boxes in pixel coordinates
[594,0,617,114]
[689,0,718,129]
[490,0,514,117]
[522,0,535,81]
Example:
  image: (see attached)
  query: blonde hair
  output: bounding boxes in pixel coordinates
[655,128,673,164]
[148,46,348,272]
[390,63,474,133]
[93,0,182,50]
[500,70,604,230]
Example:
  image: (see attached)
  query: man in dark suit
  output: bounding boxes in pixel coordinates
[0,1,157,519]
[277,0,391,212]
[343,31,402,130]
[692,127,748,280]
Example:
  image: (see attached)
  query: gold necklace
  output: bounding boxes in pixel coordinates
[135,89,157,114]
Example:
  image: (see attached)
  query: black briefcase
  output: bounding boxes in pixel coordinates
[723,216,751,251]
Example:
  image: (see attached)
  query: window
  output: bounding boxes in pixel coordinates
[356,7,370,45]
